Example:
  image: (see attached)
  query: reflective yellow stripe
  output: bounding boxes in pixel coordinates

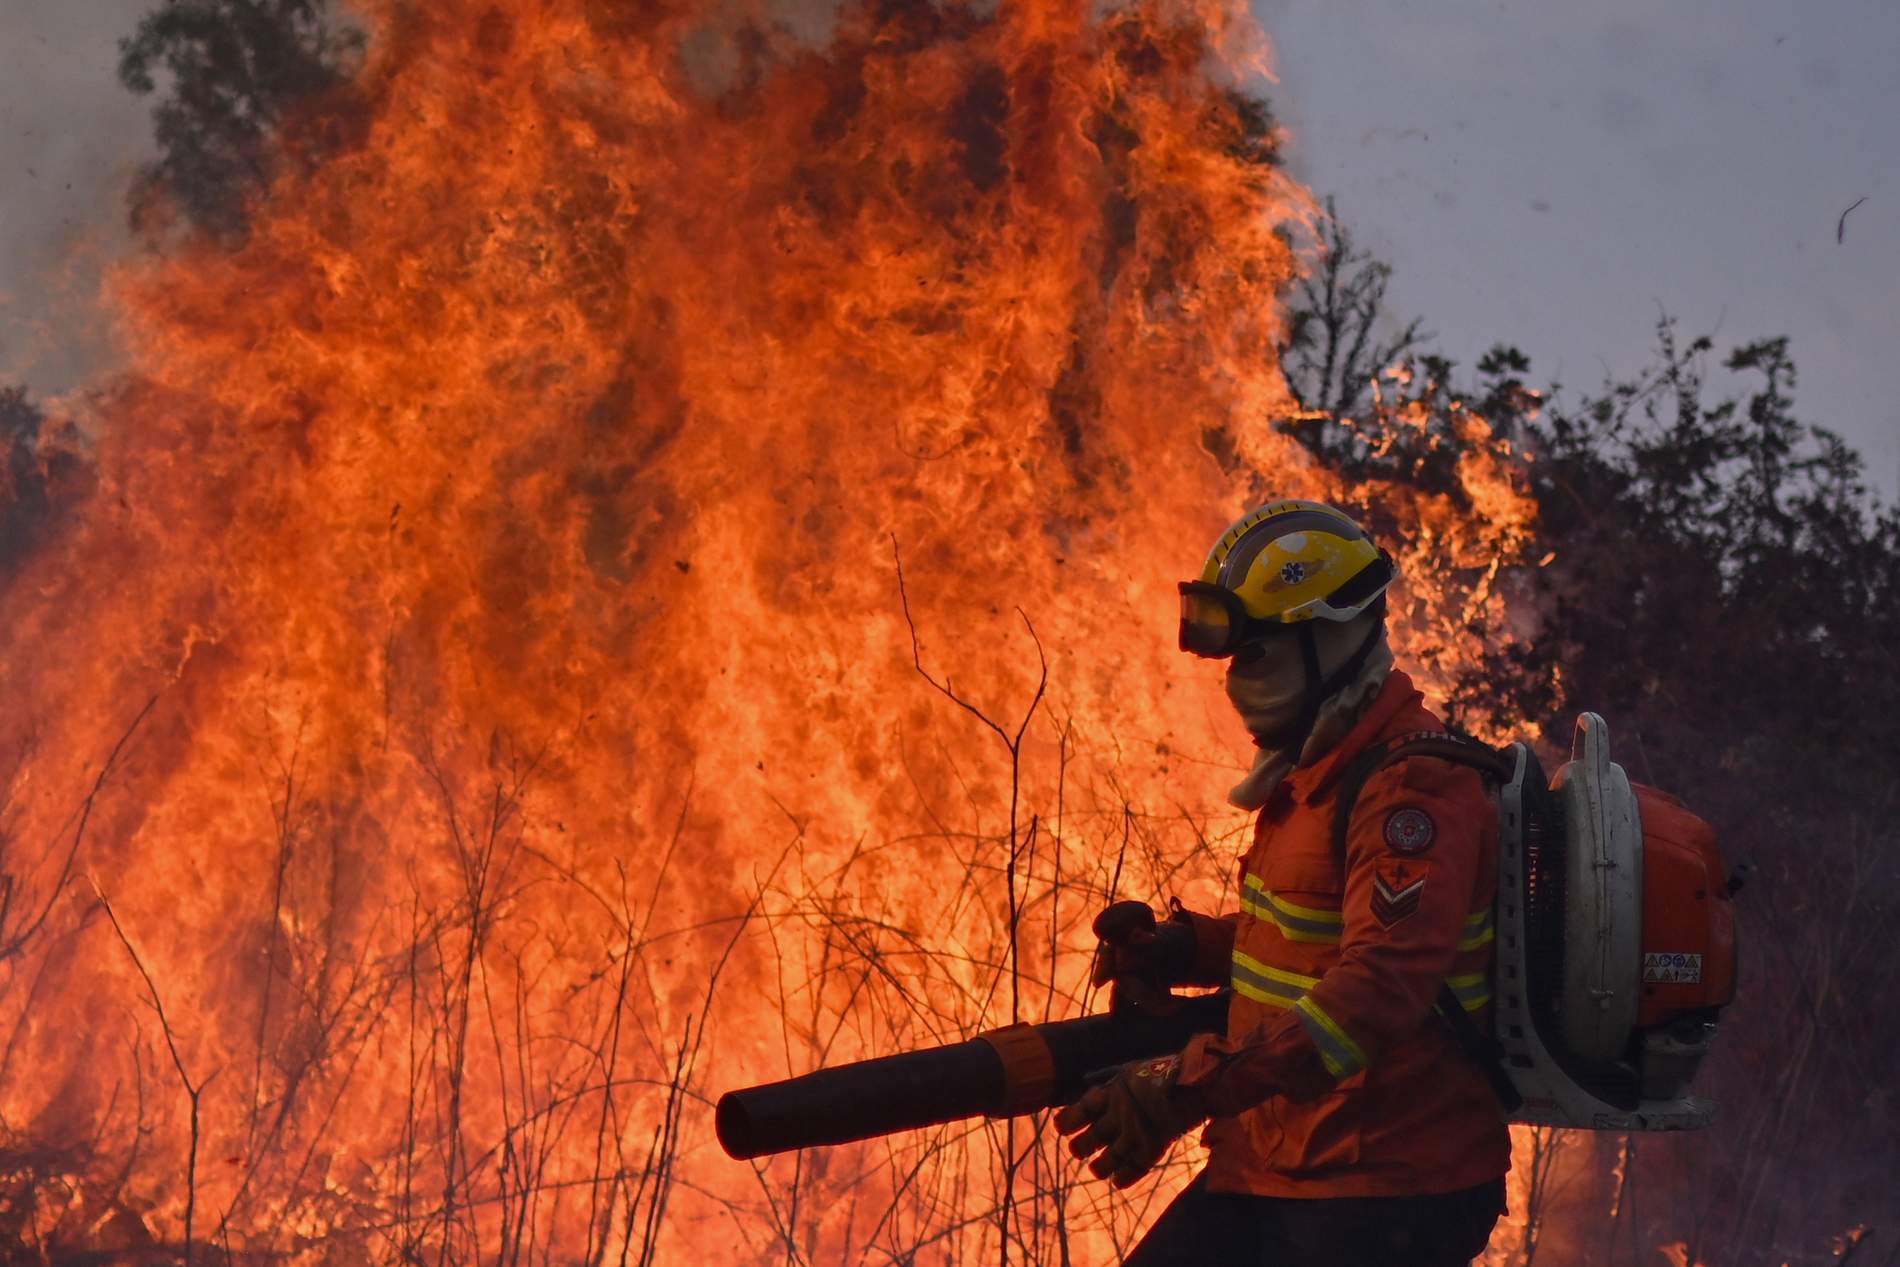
[1230,951,1488,1075]
[1292,996,1369,1079]
[1242,873,1492,954]
[1230,951,1320,1009]
[1443,971,1492,1012]
[1238,884,1271,922]
[1232,951,1321,991]
[1240,874,1344,945]
[1257,883,1343,926]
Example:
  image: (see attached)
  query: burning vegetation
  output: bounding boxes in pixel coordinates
[0,0,1894,1264]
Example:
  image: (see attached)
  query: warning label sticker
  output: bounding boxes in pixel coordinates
[1643,952,1704,984]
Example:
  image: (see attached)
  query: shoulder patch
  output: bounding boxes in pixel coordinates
[1383,806,1436,855]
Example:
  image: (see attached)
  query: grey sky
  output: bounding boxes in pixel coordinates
[1260,0,1900,493]
[4,0,1895,492]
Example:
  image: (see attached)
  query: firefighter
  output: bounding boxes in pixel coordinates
[1055,500,1510,1267]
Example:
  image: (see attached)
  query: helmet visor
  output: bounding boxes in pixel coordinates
[1178,582,1249,658]
[1284,548,1398,622]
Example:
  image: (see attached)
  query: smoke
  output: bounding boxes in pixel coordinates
[0,0,156,396]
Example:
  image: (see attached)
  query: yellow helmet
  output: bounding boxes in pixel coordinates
[1178,500,1395,658]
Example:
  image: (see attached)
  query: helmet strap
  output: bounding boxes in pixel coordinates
[1256,608,1387,757]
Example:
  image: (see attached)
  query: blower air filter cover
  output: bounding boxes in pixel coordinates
[1552,713,1643,1063]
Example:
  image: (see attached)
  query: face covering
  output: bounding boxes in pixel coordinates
[1224,639,1313,750]
[1225,611,1393,809]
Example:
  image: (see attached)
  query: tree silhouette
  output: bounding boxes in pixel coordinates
[118,0,364,239]
[1,384,93,586]
[1,386,53,572]
[1280,197,1429,432]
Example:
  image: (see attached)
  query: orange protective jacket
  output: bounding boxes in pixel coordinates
[1175,670,1512,1198]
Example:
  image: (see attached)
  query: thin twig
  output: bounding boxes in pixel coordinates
[91,878,216,1267]
[1837,196,1868,244]
[2,695,157,961]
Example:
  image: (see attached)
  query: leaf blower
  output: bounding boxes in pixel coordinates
[715,711,1738,1158]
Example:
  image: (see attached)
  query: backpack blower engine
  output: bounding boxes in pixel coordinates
[714,712,1737,1159]
[1488,711,1737,1128]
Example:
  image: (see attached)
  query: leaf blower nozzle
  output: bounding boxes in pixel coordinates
[714,992,1228,1159]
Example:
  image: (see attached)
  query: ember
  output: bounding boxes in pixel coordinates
[0,0,1535,1261]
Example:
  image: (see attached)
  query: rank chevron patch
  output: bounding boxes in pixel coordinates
[1371,865,1426,928]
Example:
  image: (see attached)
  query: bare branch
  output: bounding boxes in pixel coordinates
[91,878,216,1266]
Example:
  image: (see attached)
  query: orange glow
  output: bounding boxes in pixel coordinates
[0,0,1538,1261]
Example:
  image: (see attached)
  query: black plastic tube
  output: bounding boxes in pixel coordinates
[716,992,1227,1159]
[716,1039,1004,1159]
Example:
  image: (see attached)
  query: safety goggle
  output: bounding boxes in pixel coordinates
[1177,582,1298,659]
[1177,552,1395,659]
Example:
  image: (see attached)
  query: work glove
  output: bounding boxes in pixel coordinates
[1090,901,1197,1009]
[1053,1053,1208,1189]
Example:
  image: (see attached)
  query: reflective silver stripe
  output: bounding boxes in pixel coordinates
[1241,875,1343,944]
[1293,996,1369,1079]
[1444,972,1491,1012]
[1242,874,1491,954]
[1230,951,1319,1009]
[1458,908,1495,951]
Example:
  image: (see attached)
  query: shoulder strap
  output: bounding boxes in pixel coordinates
[1329,730,1525,1114]
[1329,732,1515,872]
[1433,983,1524,1113]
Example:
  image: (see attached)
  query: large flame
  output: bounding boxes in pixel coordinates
[0,0,1535,1261]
